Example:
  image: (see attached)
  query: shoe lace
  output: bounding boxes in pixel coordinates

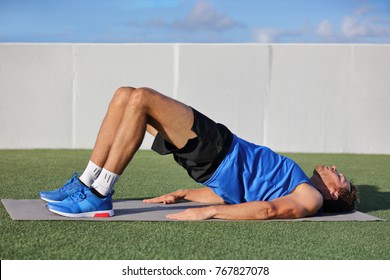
[67,189,89,204]
[59,173,79,192]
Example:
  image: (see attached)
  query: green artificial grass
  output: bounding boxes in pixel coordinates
[0,150,389,260]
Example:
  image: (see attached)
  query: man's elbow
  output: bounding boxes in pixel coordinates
[255,202,277,220]
[265,204,309,219]
[296,205,320,219]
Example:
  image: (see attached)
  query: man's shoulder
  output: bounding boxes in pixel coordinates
[293,183,322,198]
[291,183,323,212]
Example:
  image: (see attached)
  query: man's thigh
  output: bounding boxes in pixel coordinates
[141,87,196,149]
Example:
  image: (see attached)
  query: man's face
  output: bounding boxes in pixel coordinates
[314,165,351,200]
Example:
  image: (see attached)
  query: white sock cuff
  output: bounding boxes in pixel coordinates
[100,168,119,187]
[92,168,120,196]
[79,160,102,187]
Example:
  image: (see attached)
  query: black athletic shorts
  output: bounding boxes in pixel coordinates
[151,108,233,183]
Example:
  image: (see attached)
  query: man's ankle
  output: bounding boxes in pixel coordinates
[90,187,106,199]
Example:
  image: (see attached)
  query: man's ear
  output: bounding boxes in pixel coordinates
[330,192,339,200]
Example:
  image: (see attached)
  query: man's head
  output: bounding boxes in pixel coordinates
[310,165,359,212]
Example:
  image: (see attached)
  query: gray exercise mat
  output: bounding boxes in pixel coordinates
[1,199,384,222]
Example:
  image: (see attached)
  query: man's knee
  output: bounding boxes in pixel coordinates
[111,86,158,111]
[127,87,155,110]
[110,87,136,108]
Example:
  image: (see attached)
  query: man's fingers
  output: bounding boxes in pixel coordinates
[143,195,175,204]
[143,197,162,203]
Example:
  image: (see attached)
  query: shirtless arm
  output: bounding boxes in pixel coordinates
[143,187,225,204]
[166,184,323,220]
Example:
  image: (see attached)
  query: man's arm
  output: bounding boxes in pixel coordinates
[143,187,225,204]
[166,183,323,220]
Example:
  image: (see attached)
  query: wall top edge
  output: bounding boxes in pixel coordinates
[0,42,389,47]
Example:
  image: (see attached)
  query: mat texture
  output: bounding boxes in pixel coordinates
[1,199,384,222]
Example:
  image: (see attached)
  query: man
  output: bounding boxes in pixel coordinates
[40,87,358,220]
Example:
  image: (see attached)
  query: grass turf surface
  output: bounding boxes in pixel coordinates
[0,150,389,260]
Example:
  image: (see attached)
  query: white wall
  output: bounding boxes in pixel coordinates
[0,43,389,154]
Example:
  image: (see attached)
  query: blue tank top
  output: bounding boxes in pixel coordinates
[203,135,312,204]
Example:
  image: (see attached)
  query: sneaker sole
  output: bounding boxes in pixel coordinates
[48,208,114,218]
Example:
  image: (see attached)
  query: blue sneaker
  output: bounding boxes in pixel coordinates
[46,188,114,218]
[40,173,88,203]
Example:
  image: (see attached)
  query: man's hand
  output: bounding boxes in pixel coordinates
[143,193,181,204]
[166,206,216,221]
[144,188,225,205]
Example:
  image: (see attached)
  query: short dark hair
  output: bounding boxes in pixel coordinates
[322,181,359,213]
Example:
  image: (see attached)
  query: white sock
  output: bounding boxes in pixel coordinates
[92,168,120,196]
[79,161,102,187]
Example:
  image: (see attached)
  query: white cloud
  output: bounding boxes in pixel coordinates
[316,20,332,37]
[341,16,367,37]
[252,29,278,43]
[341,5,390,39]
[252,28,300,43]
[173,0,242,31]
[353,5,373,17]
[341,15,390,38]
[314,6,390,42]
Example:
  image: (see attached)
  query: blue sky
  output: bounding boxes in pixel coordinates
[0,0,389,43]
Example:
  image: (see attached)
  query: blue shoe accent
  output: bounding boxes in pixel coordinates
[46,188,114,218]
[40,173,88,203]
